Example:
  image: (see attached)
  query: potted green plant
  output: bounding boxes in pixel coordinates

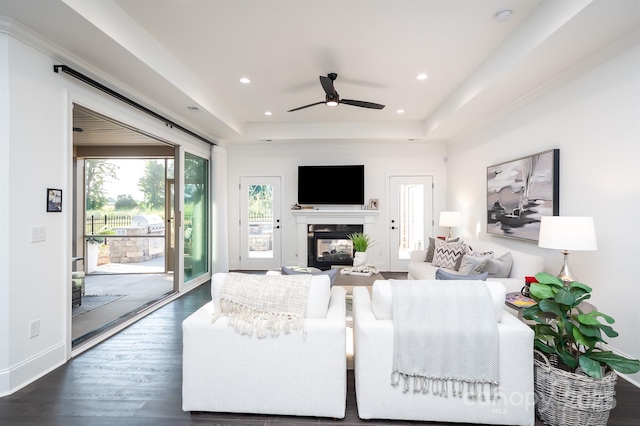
[347,232,376,267]
[523,272,640,425]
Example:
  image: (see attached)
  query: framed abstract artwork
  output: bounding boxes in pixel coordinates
[487,149,559,241]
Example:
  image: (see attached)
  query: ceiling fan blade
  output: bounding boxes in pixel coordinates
[287,101,326,112]
[319,75,337,97]
[341,99,385,110]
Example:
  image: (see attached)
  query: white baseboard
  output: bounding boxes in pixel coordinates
[0,341,65,397]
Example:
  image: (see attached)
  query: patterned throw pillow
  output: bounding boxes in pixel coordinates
[470,252,513,278]
[426,237,459,263]
[466,246,494,258]
[454,247,494,271]
[431,239,466,270]
[458,254,493,275]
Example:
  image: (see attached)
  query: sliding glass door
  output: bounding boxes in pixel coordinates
[183,152,209,281]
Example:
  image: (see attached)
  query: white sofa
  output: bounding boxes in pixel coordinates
[352,280,535,425]
[182,272,347,418]
[408,237,544,294]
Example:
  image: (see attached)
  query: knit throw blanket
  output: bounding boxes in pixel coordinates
[212,272,311,338]
[390,280,500,400]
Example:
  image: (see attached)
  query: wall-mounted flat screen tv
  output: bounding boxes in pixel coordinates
[298,165,365,205]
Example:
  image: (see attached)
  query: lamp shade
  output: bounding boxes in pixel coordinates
[538,216,597,251]
[439,211,461,227]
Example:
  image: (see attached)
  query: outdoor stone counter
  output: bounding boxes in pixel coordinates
[110,226,164,263]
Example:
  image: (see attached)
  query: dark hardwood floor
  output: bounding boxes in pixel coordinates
[1,277,638,425]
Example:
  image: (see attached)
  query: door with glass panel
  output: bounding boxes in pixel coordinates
[239,176,282,270]
[388,175,433,271]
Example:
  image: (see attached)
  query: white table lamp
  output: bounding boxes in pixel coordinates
[538,216,597,283]
[439,211,461,240]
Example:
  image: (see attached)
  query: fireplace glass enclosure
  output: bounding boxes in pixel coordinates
[308,224,363,270]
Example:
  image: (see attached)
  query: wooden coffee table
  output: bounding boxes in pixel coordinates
[332,266,382,295]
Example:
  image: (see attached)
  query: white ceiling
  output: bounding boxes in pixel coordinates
[1,0,639,146]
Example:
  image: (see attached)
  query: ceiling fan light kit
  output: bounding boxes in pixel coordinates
[288,73,385,112]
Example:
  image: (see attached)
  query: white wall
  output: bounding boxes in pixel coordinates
[0,33,213,396]
[447,44,640,384]
[226,140,448,271]
[0,33,11,390]
[1,34,70,394]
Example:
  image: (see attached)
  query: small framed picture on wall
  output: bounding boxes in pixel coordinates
[47,188,62,212]
[368,199,379,210]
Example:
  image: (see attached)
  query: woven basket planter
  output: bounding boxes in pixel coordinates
[534,351,617,426]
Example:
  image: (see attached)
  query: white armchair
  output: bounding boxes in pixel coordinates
[352,280,535,425]
[182,272,347,418]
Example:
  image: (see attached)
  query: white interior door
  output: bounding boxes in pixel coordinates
[388,175,433,271]
[239,176,282,270]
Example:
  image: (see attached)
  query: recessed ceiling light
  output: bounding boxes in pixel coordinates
[264,111,272,116]
[396,109,405,114]
[239,77,251,84]
[416,73,428,80]
[495,10,513,22]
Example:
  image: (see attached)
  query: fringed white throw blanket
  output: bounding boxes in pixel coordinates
[212,272,311,338]
[390,280,500,400]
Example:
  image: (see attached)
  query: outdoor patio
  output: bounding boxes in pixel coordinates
[72,256,174,345]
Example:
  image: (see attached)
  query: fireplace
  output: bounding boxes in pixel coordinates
[292,209,378,269]
[308,224,363,270]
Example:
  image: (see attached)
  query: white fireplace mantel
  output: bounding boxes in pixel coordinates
[292,209,379,266]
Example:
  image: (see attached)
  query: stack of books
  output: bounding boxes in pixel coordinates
[505,293,536,307]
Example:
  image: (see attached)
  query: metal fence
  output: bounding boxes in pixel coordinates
[85,214,196,235]
[86,215,134,234]
[248,213,272,223]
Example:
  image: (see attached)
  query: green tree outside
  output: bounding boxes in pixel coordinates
[138,160,165,209]
[114,194,138,210]
[248,184,273,218]
[85,159,118,210]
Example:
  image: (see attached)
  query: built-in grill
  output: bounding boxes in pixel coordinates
[131,214,165,234]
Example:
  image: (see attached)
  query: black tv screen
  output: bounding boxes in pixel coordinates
[298,165,365,205]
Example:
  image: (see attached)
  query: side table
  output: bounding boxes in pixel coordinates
[505,292,597,322]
